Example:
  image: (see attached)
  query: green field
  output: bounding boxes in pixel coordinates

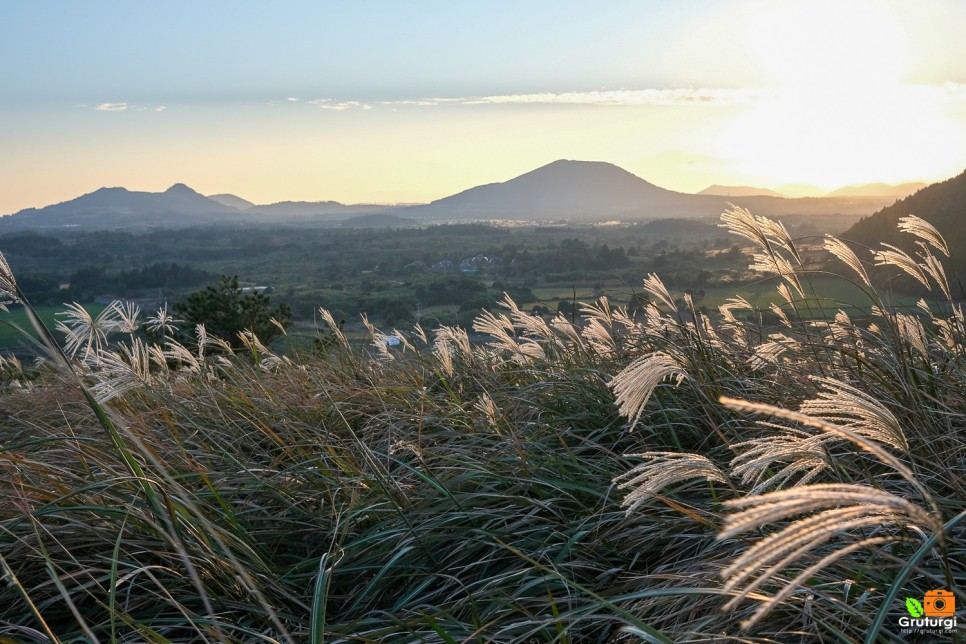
[0,303,107,352]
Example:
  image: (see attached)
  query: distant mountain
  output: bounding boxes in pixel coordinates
[413,160,674,218]
[698,185,785,197]
[826,182,927,198]
[208,193,255,209]
[0,186,409,229]
[842,169,966,280]
[406,160,896,220]
[0,184,239,229]
[0,162,902,230]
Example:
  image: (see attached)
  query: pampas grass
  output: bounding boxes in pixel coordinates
[0,206,962,641]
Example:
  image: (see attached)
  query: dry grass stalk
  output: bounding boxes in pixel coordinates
[823,236,872,288]
[718,483,934,628]
[615,452,728,513]
[610,352,686,431]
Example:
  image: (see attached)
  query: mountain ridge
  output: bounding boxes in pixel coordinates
[0,160,910,229]
[405,160,898,220]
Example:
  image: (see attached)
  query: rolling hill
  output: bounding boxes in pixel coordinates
[827,182,927,198]
[0,184,239,229]
[841,169,966,281]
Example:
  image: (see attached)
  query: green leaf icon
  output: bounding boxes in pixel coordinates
[906,597,924,617]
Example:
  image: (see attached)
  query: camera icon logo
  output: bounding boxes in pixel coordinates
[924,589,955,617]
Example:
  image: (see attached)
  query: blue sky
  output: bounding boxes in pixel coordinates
[2,1,965,212]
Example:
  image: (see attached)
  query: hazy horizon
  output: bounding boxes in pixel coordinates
[2,0,965,214]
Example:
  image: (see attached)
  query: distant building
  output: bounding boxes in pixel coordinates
[457,255,503,273]
[431,259,455,273]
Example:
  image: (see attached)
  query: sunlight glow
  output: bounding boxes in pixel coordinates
[709,0,964,189]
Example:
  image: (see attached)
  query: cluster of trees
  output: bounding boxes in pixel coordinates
[173,275,291,349]
[69,263,214,300]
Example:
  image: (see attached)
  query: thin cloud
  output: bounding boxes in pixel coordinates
[309,99,373,111]
[94,102,129,112]
[386,88,777,108]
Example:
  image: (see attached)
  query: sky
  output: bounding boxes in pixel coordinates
[2,0,965,213]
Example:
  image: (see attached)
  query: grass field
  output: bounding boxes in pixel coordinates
[0,211,961,641]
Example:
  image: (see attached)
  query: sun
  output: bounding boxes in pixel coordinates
[711,0,962,189]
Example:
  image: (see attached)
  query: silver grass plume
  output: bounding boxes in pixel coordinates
[412,322,428,345]
[897,214,949,258]
[435,325,472,362]
[719,397,935,510]
[873,243,930,290]
[729,429,829,494]
[610,352,686,431]
[719,297,752,348]
[318,307,349,350]
[917,243,951,300]
[719,204,791,250]
[433,326,473,376]
[56,301,126,360]
[473,308,545,364]
[433,335,455,377]
[145,304,180,336]
[721,205,805,299]
[718,483,936,629]
[615,452,728,513]
[499,293,556,344]
[113,300,141,334]
[238,329,289,371]
[89,338,154,404]
[768,303,792,329]
[895,313,929,359]
[474,392,501,430]
[551,313,585,348]
[581,317,616,358]
[750,250,805,299]
[195,324,232,358]
[932,302,965,350]
[801,377,908,450]
[747,333,796,370]
[826,310,855,343]
[391,330,413,353]
[0,252,20,312]
[641,273,678,311]
[823,236,872,288]
[163,339,202,373]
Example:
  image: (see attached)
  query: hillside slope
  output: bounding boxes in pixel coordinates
[842,169,966,279]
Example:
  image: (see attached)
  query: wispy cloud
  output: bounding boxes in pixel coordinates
[309,99,373,111]
[299,83,964,112]
[388,88,776,107]
[87,102,170,113]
